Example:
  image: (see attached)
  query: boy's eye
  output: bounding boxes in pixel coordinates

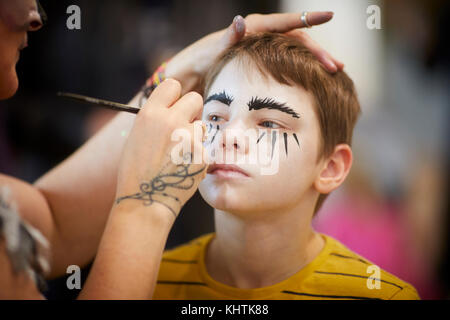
[210,115,222,122]
[260,121,281,129]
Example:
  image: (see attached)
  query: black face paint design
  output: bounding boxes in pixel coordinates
[271,131,277,159]
[256,131,266,144]
[210,125,220,144]
[283,132,288,156]
[205,90,234,106]
[293,133,300,148]
[247,96,300,119]
[204,92,303,161]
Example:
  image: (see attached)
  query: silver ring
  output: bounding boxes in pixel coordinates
[301,11,312,28]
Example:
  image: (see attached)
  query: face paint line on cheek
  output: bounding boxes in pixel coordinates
[210,124,220,144]
[293,133,300,149]
[256,131,266,144]
[283,132,288,156]
[271,131,277,160]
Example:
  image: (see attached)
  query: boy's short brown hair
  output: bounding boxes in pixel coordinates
[203,33,361,213]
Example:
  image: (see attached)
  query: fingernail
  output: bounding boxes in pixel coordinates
[325,58,337,72]
[320,11,334,21]
[233,15,245,34]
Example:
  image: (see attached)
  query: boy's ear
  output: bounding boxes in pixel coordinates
[314,144,353,195]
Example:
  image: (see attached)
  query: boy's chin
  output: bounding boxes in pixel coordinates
[199,186,254,214]
[0,69,18,99]
[202,193,243,212]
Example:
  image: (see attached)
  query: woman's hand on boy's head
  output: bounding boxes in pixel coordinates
[285,28,345,73]
[231,12,344,72]
[243,12,334,33]
[164,11,343,95]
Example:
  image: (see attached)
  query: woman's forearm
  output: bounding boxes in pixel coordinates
[0,202,173,300]
[77,203,174,300]
[34,95,140,278]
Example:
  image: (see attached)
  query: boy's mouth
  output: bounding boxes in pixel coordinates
[207,164,250,178]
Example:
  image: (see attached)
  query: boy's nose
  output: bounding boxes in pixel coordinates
[28,11,43,32]
[221,140,240,152]
[219,125,250,155]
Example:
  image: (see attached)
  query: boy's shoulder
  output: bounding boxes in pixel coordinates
[162,233,213,261]
[157,233,420,300]
[157,233,213,282]
[311,234,420,300]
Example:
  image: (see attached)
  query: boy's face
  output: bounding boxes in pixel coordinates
[199,58,324,217]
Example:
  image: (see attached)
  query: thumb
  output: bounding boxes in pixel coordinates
[221,15,246,48]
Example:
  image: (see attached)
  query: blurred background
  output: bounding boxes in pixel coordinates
[0,0,448,299]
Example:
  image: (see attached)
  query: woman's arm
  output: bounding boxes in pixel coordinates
[1,79,205,299]
[76,79,206,299]
[78,203,174,299]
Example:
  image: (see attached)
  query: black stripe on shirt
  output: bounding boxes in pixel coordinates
[314,270,403,290]
[281,290,382,300]
[161,258,198,264]
[157,280,207,286]
[329,252,369,265]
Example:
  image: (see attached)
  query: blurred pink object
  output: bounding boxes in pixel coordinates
[313,194,442,299]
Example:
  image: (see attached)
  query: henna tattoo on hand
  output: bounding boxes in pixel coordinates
[115,154,207,217]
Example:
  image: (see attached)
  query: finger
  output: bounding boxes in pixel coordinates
[191,120,207,149]
[196,121,207,142]
[334,59,345,71]
[285,29,338,73]
[191,120,209,176]
[221,15,246,48]
[246,11,333,33]
[171,91,204,122]
[301,11,334,27]
[328,56,344,71]
[143,78,182,110]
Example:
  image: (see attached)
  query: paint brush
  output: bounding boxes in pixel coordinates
[57,92,140,114]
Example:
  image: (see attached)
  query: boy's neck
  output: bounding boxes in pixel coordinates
[205,205,325,289]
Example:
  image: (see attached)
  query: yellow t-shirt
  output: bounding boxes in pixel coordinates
[153,233,420,300]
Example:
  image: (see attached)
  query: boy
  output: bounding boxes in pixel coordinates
[153,33,419,300]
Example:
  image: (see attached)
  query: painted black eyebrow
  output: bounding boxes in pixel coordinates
[204,90,234,106]
[247,96,300,119]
